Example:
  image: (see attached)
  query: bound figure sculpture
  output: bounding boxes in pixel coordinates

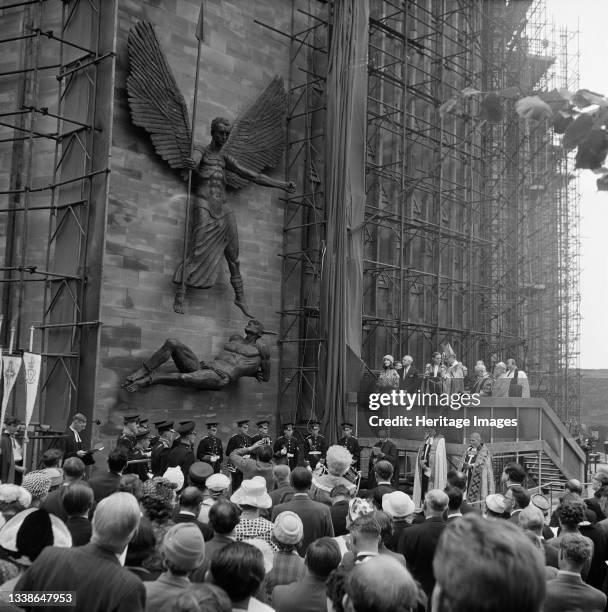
[122,320,275,392]
[126,22,295,317]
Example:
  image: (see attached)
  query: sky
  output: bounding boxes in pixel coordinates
[546,1,608,369]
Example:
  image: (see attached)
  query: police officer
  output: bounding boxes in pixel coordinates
[305,421,328,471]
[150,420,176,477]
[168,420,197,483]
[273,423,300,471]
[225,419,252,491]
[338,422,360,470]
[196,422,224,473]
[250,420,272,456]
[116,415,140,460]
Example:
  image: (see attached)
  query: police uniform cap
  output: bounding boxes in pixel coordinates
[237,419,250,427]
[341,422,354,429]
[282,422,294,431]
[176,421,196,435]
[123,414,140,424]
[256,420,269,428]
[188,461,214,485]
[135,427,149,440]
[139,418,149,426]
[309,421,321,428]
[156,420,174,432]
[207,422,219,429]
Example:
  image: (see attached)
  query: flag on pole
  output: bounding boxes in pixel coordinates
[195,1,205,41]
[22,352,41,432]
[0,356,22,432]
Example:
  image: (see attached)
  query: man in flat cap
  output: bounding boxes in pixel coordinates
[168,421,198,483]
[226,420,252,491]
[337,422,360,470]
[274,423,300,471]
[305,421,327,471]
[151,421,177,477]
[196,422,224,473]
[122,320,275,392]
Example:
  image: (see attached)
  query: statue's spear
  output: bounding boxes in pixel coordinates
[177,2,205,313]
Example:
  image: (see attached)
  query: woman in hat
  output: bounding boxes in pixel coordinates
[377,355,400,392]
[310,446,357,505]
[230,477,276,550]
[0,508,71,591]
[140,477,178,578]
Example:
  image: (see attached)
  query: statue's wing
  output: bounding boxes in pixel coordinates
[127,22,191,170]
[222,76,287,190]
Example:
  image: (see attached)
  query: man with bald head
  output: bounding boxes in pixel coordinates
[343,556,419,612]
[398,488,448,597]
[175,486,213,541]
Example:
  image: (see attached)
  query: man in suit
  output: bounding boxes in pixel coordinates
[397,354,420,394]
[225,419,252,491]
[367,428,398,489]
[329,484,350,537]
[174,486,213,541]
[337,422,360,470]
[196,422,223,473]
[59,413,95,466]
[271,467,334,552]
[431,514,545,612]
[16,492,145,612]
[369,460,395,509]
[191,500,240,582]
[168,420,197,483]
[518,504,559,568]
[269,464,294,506]
[272,537,341,612]
[398,489,448,598]
[544,532,607,612]
[87,448,128,504]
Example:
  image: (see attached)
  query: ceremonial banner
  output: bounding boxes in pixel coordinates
[0,356,22,431]
[22,352,41,430]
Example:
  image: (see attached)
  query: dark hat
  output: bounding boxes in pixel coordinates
[139,418,148,426]
[237,420,250,427]
[176,421,196,435]
[309,421,321,428]
[207,422,219,429]
[245,319,277,336]
[135,427,150,440]
[123,415,140,424]
[341,422,354,429]
[282,422,294,431]
[188,461,214,486]
[153,420,166,428]
[256,420,269,428]
[156,420,174,432]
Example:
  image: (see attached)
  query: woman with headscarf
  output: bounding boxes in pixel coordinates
[377,355,400,392]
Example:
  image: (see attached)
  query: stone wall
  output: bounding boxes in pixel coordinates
[579,369,608,440]
[93,0,292,452]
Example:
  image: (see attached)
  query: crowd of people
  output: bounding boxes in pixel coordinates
[0,410,603,611]
[377,352,530,398]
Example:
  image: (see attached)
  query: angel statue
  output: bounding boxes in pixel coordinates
[127,22,295,316]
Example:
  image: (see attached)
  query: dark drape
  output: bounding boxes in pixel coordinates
[319,0,368,443]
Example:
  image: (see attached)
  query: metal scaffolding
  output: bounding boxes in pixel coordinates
[0,0,111,428]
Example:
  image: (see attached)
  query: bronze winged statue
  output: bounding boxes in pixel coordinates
[126,22,295,316]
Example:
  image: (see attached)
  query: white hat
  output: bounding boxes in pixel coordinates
[485,493,507,514]
[162,466,185,491]
[230,476,272,509]
[382,491,415,518]
[206,473,231,492]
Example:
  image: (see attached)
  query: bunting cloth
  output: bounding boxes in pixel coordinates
[22,352,41,431]
[1,356,22,432]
